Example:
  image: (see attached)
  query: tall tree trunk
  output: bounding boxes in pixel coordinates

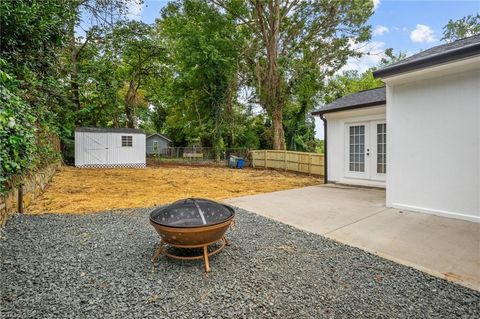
[272,107,285,150]
[254,0,285,149]
[124,80,136,128]
[214,103,221,162]
[69,24,81,115]
[268,2,285,149]
[225,76,236,147]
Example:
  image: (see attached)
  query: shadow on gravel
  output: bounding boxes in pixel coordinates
[1,208,479,318]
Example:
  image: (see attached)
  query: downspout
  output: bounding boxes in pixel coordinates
[320,114,328,183]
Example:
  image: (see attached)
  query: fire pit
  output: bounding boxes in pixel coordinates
[149,198,235,272]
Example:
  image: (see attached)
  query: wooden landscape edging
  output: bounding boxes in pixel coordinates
[250,150,324,176]
[0,162,61,226]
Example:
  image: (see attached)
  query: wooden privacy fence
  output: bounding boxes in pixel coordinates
[250,150,324,176]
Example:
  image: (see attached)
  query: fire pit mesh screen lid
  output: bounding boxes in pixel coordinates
[150,198,234,227]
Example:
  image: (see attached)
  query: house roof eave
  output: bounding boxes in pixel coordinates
[146,133,172,142]
[373,40,480,79]
[311,101,386,116]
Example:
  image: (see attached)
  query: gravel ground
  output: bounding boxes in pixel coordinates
[1,208,479,319]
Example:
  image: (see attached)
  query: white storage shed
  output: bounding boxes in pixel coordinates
[75,127,146,168]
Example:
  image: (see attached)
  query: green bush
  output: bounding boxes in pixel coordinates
[0,60,37,193]
[0,59,60,194]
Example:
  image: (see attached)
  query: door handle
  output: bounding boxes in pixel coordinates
[366,148,370,156]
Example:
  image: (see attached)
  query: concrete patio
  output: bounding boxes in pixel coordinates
[226,184,480,291]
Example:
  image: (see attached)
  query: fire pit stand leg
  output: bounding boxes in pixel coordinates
[152,237,229,273]
[203,246,211,273]
[223,236,230,246]
[151,240,165,263]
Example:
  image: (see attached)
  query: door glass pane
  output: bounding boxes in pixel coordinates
[349,125,365,172]
[377,123,386,174]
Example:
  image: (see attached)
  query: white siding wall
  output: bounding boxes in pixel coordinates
[74,131,83,166]
[387,69,480,222]
[107,133,146,165]
[325,106,386,187]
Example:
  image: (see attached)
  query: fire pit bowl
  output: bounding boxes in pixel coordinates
[149,198,235,272]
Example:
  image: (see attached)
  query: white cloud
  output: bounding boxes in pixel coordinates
[410,24,437,43]
[373,25,389,36]
[127,1,144,20]
[373,0,381,10]
[340,40,387,74]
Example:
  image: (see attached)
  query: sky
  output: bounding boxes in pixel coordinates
[127,0,480,139]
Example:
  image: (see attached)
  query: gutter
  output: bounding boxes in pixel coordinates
[373,42,480,78]
[311,100,386,116]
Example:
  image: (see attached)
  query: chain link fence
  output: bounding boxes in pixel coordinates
[147,147,250,163]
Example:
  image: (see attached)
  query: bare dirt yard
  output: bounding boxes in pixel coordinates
[28,166,322,214]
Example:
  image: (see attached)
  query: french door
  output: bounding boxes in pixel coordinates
[345,121,386,181]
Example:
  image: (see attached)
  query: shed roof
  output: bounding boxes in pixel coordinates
[373,34,480,78]
[312,87,386,116]
[146,133,172,142]
[75,127,145,134]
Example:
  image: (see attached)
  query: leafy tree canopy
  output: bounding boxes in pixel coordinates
[442,14,480,42]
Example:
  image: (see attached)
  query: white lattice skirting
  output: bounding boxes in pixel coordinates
[76,163,146,168]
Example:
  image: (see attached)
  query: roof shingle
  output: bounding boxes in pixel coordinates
[75,127,145,134]
[312,87,386,115]
[373,34,480,78]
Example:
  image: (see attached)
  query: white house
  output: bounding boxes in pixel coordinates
[75,127,146,168]
[313,35,479,222]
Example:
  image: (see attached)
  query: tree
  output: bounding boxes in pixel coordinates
[442,14,480,43]
[158,0,244,159]
[0,61,36,193]
[74,41,123,128]
[107,21,163,128]
[212,0,373,149]
[71,20,162,129]
[284,55,323,151]
[0,1,68,191]
[67,0,137,115]
[322,70,383,105]
[379,48,407,67]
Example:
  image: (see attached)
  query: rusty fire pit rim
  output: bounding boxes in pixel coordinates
[149,197,235,229]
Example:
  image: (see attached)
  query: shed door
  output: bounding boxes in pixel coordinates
[84,133,108,165]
